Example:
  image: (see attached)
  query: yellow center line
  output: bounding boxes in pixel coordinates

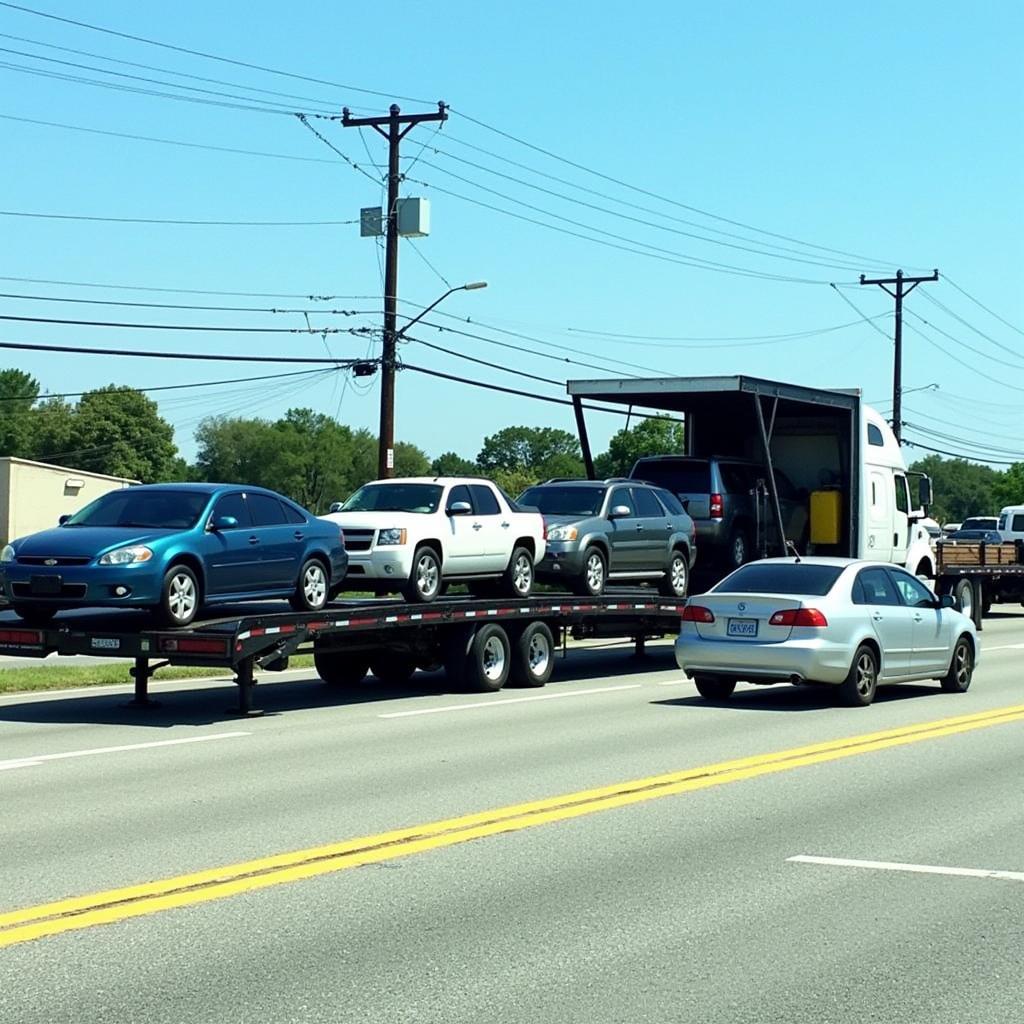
[3,701,1024,950]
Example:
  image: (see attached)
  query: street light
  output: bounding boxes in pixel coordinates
[378,281,488,478]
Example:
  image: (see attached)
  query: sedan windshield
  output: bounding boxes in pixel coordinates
[713,563,845,596]
[518,486,606,517]
[65,490,210,530]
[341,483,443,514]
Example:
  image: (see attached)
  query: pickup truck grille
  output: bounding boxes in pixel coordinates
[342,529,375,552]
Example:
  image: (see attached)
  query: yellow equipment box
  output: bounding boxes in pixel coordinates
[810,490,842,545]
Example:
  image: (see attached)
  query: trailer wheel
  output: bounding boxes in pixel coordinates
[455,623,511,692]
[953,578,974,620]
[314,650,369,688]
[509,621,554,687]
[370,653,417,685]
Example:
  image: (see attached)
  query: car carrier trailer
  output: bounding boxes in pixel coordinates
[0,595,687,715]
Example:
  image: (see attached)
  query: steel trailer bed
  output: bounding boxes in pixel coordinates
[0,594,686,715]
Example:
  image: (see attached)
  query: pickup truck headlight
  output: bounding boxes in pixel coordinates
[98,545,154,566]
[545,525,578,542]
[376,528,407,546]
[0,544,14,563]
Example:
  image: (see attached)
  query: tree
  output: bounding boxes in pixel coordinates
[0,368,40,457]
[594,416,685,478]
[477,426,583,483]
[907,454,1000,524]
[992,462,1024,510]
[431,451,478,476]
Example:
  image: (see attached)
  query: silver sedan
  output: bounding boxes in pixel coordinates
[676,557,979,706]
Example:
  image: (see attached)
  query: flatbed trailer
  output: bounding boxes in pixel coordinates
[935,540,1024,628]
[0,594,686,714]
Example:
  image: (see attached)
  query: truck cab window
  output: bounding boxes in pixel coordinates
[893,474,909,514]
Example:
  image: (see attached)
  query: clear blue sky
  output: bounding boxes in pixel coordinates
[2,0,1022,469]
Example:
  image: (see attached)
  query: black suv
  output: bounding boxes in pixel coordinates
[517,479,696,597]
[629,456,808,569]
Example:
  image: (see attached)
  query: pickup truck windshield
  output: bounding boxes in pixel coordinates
[341,483,444,514]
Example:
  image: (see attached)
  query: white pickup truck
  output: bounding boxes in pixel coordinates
[322,477,546,602]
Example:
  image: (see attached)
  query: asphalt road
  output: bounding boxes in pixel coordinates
[1,613,1022,1023]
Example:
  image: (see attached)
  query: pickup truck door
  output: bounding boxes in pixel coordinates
[468,483,507,570]
[444,484,483,573]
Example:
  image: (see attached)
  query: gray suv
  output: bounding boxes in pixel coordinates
[629,456,808,569]
[517,480,696,597]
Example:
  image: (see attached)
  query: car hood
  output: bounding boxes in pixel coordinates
[541,514,595,528]
[320,511,437,530]
[11,526,177,559]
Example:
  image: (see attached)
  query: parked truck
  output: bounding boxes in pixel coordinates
[567,375,938,583]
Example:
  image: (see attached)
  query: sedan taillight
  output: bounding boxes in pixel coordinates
[769,608,828,627]
[682,605,715,623]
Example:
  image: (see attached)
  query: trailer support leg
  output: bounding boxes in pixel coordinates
[972,578,984,632]
[121,657,162,709]
[633,634,647,658]
[229,657,263,717]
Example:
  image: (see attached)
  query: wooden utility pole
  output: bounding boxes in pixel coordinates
[859,268,939,443]
[341,102,448,478]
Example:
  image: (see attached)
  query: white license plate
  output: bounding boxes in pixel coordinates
[727,618,759,638]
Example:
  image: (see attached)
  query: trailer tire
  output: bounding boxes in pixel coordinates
[370,653,417,685]
[460,623,511,692]
[314,650,369,688]
[509,621,554,688]
[940,635,974,693]
[693,675,736,701]
[953,578,974,620]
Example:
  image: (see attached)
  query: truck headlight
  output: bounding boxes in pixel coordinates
[0,544,14,563]
[546,525,578,541]
[376,528,407,546]
[99,545,154,565]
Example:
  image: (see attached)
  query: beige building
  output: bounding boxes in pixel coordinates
[0,457,137,544]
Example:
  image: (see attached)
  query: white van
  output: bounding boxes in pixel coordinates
[997,505,1024,543]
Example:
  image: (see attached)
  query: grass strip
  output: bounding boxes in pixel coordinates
[0,655,315,695]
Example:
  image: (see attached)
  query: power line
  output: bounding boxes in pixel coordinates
[447,108,922,272]
[0,367,335,403]
[0,209,358,227]
[0,1,433,104]
[919,290,1024,360]
[0,314,367,334]
[902,437,1022,467]
[901,321,1024,394]
[902,421,1024,456]
[0,338,369,364]
[0,111,339,164]
[0,291,372,316]
[403,335,564,387]
[295,113,384,186]
[944,275,1024,339]
[901,306,1024,370]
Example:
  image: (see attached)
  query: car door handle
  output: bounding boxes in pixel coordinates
[872,612,883,621]
[501,522,510,528]
[913,613,923,622]
[248,536,260,546]
[472,523,483,531]
[293,531,304,541]
[635,524,644,532]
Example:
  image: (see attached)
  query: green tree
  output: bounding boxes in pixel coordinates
[0,368,40,457]
[194,416,277,487]
[594,415,685,478]
[908,454,1000,524]
[431,451,478,476]
[477,426,583,482]
[992,462,1024,510]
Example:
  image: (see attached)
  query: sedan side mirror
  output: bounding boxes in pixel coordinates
[58,514,71,526]
[447,501,473,516]
[212,515,239,531]
[938,593,956,610]
[609,505,632,519]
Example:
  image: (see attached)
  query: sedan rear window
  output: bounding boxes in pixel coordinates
[518,486,606,517]
[632,459,710,493]
[713,563,845,596]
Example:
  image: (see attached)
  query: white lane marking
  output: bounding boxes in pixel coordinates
[379,684,642,719]
[788,854,1024,883]
[0,732,250,772]
[983,642,1024,651]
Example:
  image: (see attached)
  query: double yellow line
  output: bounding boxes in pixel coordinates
[4,702,1024,950]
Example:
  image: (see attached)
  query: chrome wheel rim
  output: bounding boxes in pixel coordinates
[416,554,439,598]
[303,563,327,607]
[482,635,506,682]
[954,643,972,687]
[527,631,551,676]
[585,553,604,593]
[168,573,196,622]
[732,536,746,565]
[855,651,876,698]
[512,554,532,595]
[670,555,687,596]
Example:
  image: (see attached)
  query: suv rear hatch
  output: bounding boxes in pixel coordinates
[631,458,711,519]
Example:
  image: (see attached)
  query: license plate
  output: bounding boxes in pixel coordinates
[29,574,62,596]
[727,617,758,638]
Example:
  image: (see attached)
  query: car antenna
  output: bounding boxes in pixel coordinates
[786,540,802,563]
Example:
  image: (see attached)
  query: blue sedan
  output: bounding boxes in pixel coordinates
[0,483,348,627]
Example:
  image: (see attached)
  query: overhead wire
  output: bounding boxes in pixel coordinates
[0,290,372,315]
[944,275,1024,339]
[295,113,384,186]
[919,289,1024,360]
[0,339,367,363]
[0,313,366,334]
[901,437,1023,467]
[0,209,359,227]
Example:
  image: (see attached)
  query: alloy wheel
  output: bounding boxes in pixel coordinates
[585,553,604,593]
[303,563,327,607]
[512,554,533,595]
[855,650,876,698]
[670,555,687,596]
[168,573,196,623]
[417,553,440,598]
[954,643,972,688]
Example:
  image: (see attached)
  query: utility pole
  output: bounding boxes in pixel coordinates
[341,102,448,478]
[859,268,939,443]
